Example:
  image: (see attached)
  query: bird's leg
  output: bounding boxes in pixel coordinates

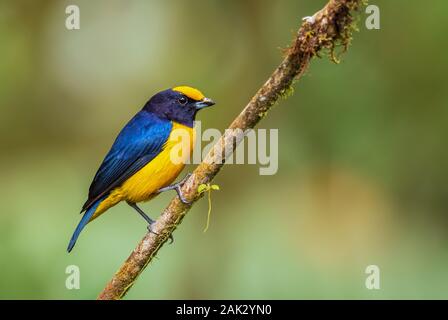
[157,173,192,204]
[127,202,174,244]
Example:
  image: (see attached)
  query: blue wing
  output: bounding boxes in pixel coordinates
[81,111,172,212]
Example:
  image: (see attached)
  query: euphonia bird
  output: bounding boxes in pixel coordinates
[67,86,215,252]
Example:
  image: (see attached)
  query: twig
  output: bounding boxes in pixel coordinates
[97,0,364,300]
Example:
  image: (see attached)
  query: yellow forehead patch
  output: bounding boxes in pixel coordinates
[173,86,205,101]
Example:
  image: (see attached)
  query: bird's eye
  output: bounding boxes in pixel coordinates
[178,96,187,105]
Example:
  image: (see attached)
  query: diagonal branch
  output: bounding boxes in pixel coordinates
[97,0,365,300]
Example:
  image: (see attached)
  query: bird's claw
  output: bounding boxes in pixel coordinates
[147,222,159,236]
[147,222,174,244]
[157,173,192,204]
[179,172,192,185]
[171,173,193,204]
[175,186,191,204]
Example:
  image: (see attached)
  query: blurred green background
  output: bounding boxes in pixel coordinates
[1,0,447,299]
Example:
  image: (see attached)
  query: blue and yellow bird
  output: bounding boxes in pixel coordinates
[67,86,215,252]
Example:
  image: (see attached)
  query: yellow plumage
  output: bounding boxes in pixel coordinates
[91,122,195,221]
[173,86,205,101]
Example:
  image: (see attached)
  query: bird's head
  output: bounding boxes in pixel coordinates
[143,86,215,127]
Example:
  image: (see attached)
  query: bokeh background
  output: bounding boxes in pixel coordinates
[1,0,447,299]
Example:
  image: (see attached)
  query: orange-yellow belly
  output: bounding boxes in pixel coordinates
[91,122,195,220]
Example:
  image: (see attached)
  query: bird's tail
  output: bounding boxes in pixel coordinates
[67,197,104,253]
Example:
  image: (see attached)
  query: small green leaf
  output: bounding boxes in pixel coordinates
[197,184,208,193]
[211,184,220,190]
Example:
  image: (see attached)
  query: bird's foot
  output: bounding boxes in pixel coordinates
[147,222,174,244]
[127,201,174,244]
[157,173,192,205]
[178,172,192,186]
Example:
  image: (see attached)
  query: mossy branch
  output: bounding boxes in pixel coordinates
[97,0,365,300]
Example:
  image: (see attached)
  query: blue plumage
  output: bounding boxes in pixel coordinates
[67,196,105,252]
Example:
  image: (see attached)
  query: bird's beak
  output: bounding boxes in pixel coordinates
[195,97,215,109]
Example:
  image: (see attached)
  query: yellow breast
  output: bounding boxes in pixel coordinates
[92,122,195,219]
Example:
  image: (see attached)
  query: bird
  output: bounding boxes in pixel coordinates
[67,86,215,252]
